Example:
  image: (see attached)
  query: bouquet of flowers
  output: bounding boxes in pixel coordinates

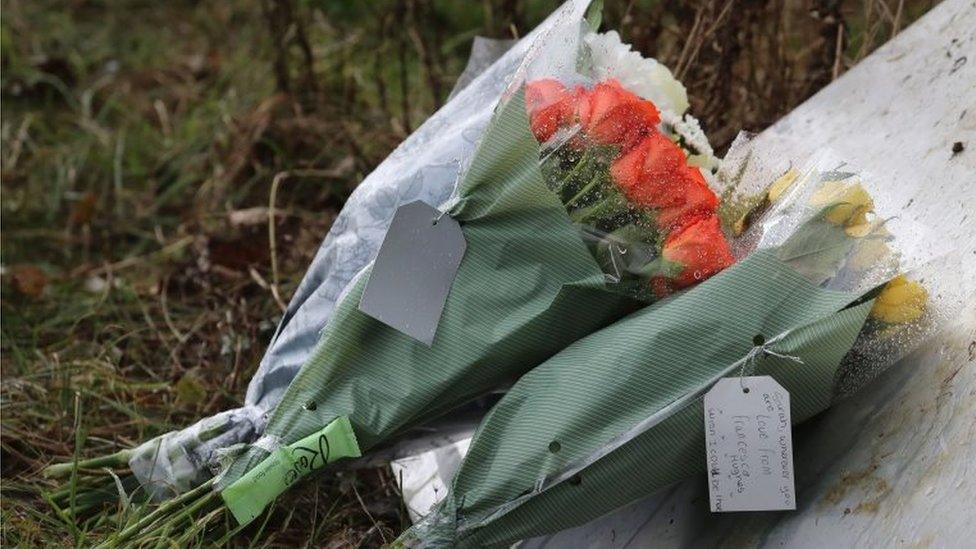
[396,155,968,547]
[214,40,734,532]
[43,0,740,541]
[527,76,732,298]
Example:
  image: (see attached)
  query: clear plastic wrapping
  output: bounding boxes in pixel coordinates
[720,139,971,396]
[124,0,589,496]
[125,0,733,496]
[399,140,972,547]
[212,0,740,505]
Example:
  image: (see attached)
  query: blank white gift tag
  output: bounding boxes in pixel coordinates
[704,376,796,512]
[359,200,466,346]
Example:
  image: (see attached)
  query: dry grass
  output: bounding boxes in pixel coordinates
[1,0,936,546]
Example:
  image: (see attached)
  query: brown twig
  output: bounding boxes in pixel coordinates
[351,479,388,545]
[892,0,905,34]
[267,169,343,311]
[832,22,845,81]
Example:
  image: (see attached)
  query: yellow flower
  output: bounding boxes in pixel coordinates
[809,179,875,235]
[730,169,801,236]
[768,168,800,202]
[870,275,927,324]
[844,220,875,237]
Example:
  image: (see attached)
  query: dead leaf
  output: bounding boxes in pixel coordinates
[228,207,270,227]
[69,192,98,225]
[10,265,48,297]
[205,230,270,272]
[324,156,356,178]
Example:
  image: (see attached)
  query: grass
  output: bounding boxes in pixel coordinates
[1,0,936,546]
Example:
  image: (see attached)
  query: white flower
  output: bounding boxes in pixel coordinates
[662,110,718,172]
[584,30,690,117]
[583,31,718,171]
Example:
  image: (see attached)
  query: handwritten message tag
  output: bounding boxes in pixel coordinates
[704,376,795,512]
[359,200,466,346]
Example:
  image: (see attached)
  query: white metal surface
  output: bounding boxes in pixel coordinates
[394,1,976,546]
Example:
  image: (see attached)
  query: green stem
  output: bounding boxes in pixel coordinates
[48,475,116,503]
[633,257,665,278]
[43,449,133,479]
[196,418,231,443]
[564,171,603,209]
[101,478,215,548]
[561,149,593,183]
[42,492,81,540]
[151,523,173,549]
[174,507,225,546]
[69,394,83,522]
[548,147,594,199]
[634,256,684,279]
[213,508,256,546]
[569,192,622,224]
[153,490,219,544]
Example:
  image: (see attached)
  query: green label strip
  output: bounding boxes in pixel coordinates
[221,416,361,526]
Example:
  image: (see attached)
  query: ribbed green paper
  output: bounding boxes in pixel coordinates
[220,417,360,525]
[402,250,874,547]
[216,90,641,522]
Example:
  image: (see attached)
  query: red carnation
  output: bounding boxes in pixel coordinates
[609,132,688,209]
[653,165,720,233]
[525,79,578,143]
[577,79,660,150]
[656,214,734,292]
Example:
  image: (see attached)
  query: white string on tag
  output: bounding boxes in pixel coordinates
[736,333,805,392]
[432,208,448,225]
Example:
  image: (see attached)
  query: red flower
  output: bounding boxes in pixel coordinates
[609,132,688,208]
[609,132,719,232]
[525,79,578,143]
[657,214,734,291]
[577,79,660,150]
[653,165,720,233]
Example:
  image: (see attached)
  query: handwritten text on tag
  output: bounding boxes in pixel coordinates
[704,376,795,512]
